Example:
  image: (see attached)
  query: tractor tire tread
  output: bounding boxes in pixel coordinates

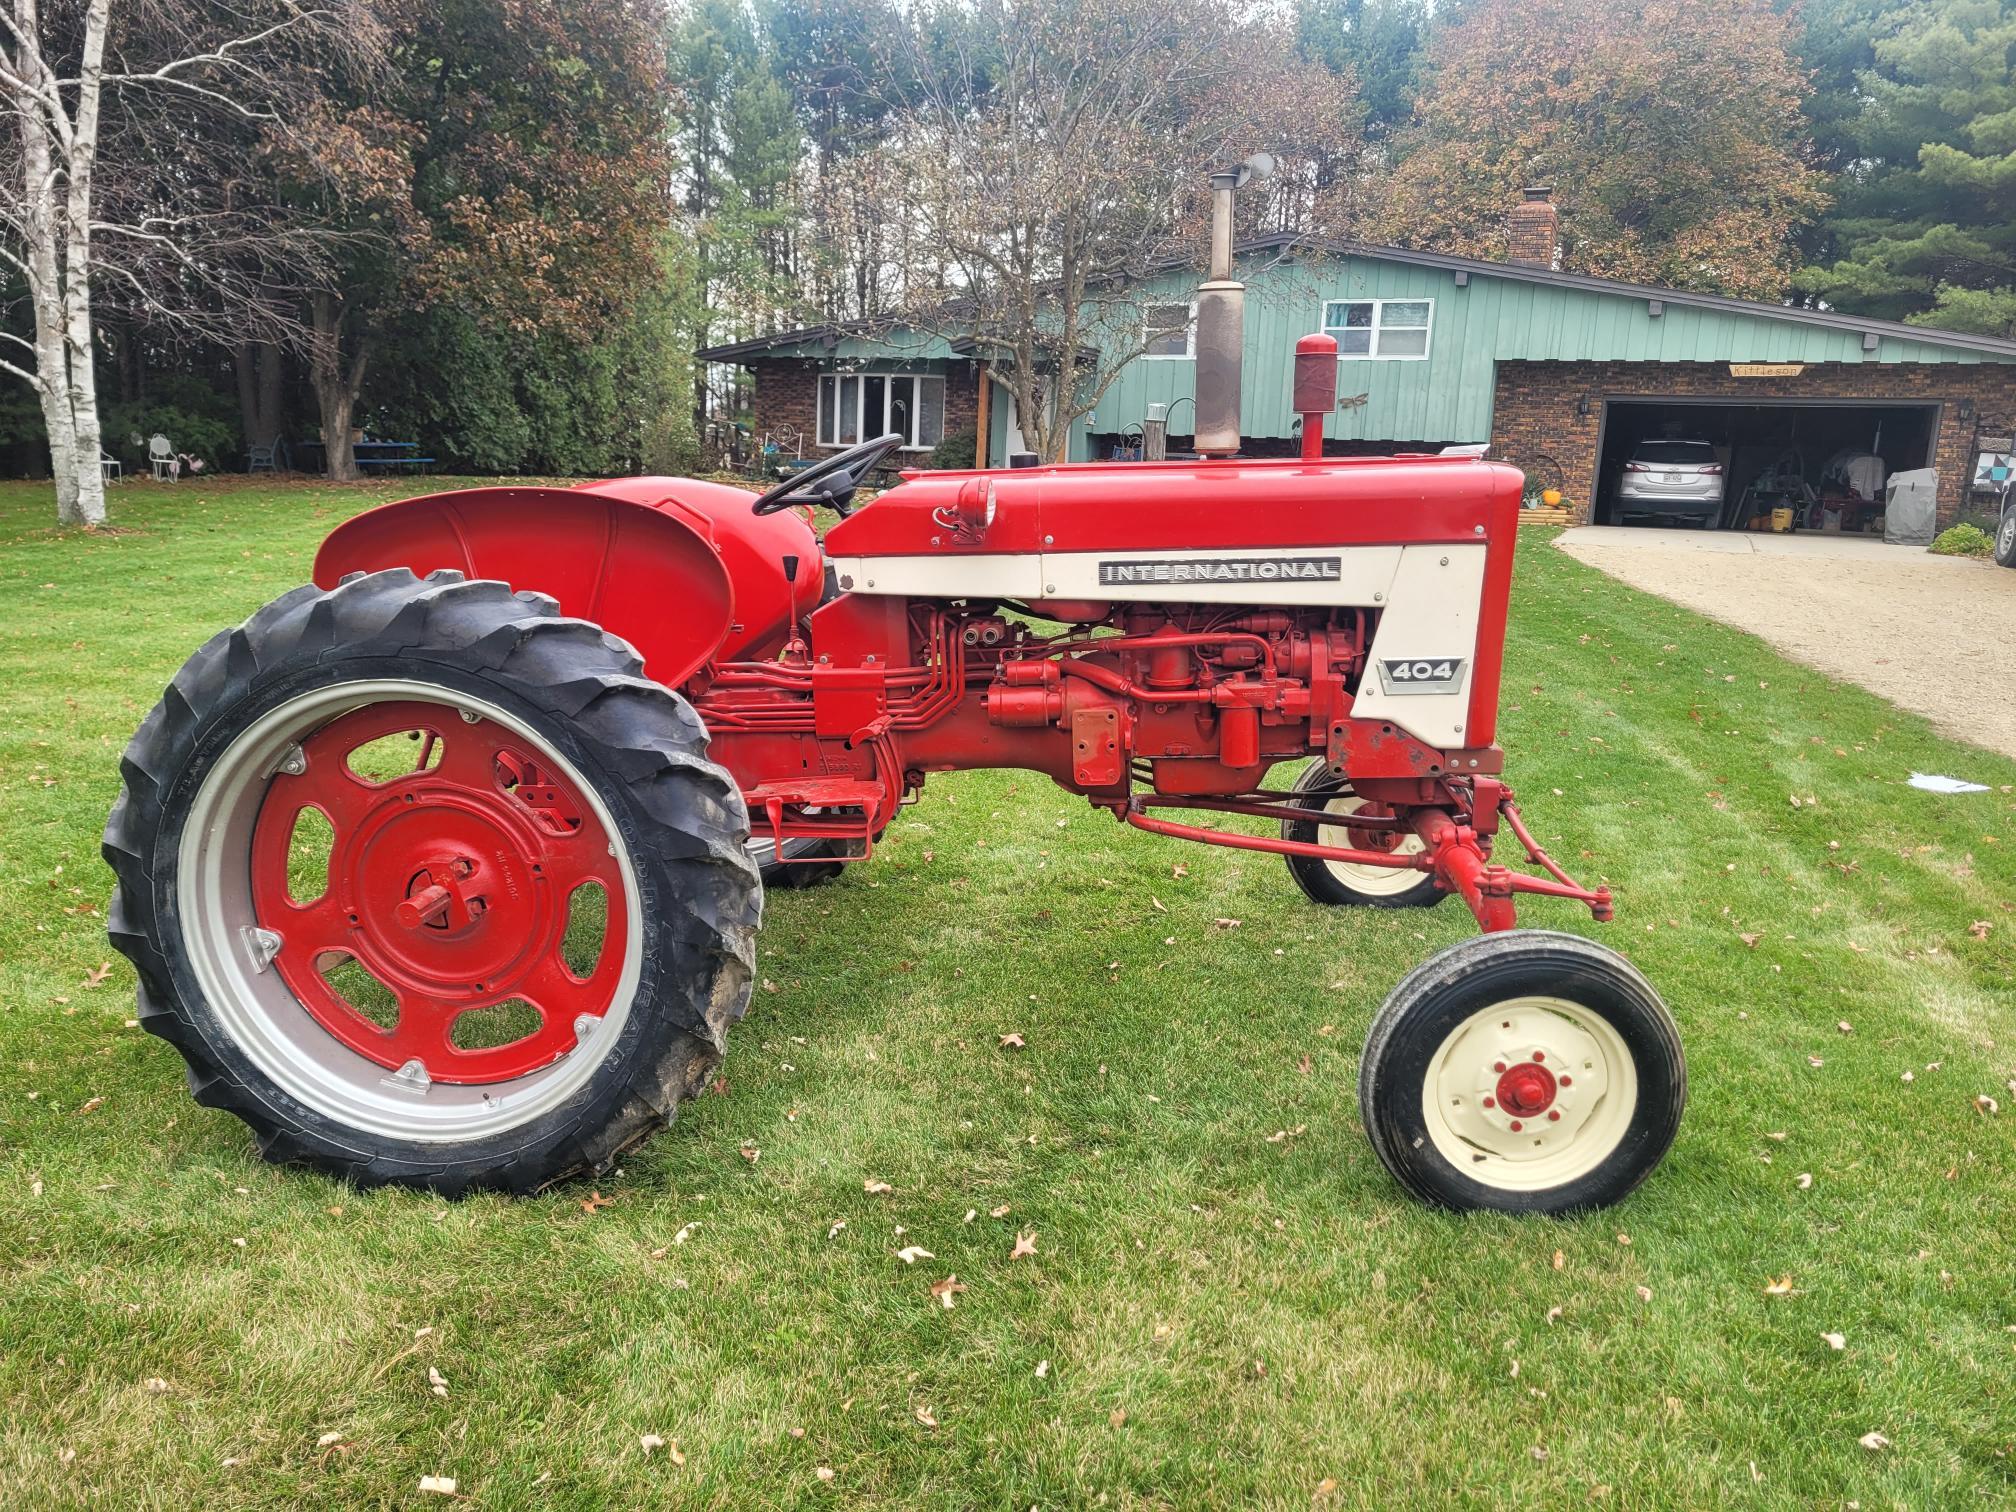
[104,568,760,1196]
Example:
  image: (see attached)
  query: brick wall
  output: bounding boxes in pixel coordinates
[1490,359,2016,527]
[748,359,983,465]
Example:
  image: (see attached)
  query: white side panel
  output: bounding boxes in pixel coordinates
[1351,544,1486,749]
[1039,546,1403,605]
[829,553,1046,599]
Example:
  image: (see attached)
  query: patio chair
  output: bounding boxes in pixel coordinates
[245,435,285,473]
[148,434,180,482]
[100,451,121,483]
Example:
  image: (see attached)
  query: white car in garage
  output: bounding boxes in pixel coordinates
[1617,439,1725,526]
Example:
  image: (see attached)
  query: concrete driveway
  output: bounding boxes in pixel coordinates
[1554,526,2016,753]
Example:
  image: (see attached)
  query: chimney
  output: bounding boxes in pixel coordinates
[1507,185,1558,269]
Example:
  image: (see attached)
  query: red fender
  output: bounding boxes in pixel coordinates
[313,478,822,687]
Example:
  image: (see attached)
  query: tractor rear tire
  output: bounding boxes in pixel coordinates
[1357,930,1684,1215]
[103,568,761,1195]
[754,838,847,890]
[1281,760,1445,909]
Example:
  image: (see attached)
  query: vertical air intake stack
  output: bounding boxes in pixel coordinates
[1193,153,1273,458]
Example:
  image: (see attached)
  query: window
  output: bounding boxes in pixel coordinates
[1141,302,1195,359]
[1320,298,1433,360]
[816,372,946,449]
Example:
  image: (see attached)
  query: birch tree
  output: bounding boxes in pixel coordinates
[0,0,358,524]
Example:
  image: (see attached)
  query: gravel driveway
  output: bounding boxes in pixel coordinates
[1554,526,2016,753]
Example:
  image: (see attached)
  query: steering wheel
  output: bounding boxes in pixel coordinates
[751,431,907,517]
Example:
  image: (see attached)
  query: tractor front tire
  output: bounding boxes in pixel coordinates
[104,568,761,1195]
[1281,760,1445,909]
[1357,930,1684,1215]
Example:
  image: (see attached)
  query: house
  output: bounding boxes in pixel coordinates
[697,189,2016,529]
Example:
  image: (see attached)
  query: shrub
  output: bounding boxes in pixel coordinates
[1929,523,1995,558]
[927,428,979,470]
[104,402,236,473]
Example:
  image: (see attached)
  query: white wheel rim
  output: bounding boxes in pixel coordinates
[1313,794,1427,896]
[1420,995,1638,1192]
[175,679,644,1143]
[2001,514,2015,556]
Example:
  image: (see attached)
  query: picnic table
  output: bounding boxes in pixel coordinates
[296,437,436,475]
[353,438,434,473]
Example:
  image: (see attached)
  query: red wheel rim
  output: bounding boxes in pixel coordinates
[248,700,629,1085]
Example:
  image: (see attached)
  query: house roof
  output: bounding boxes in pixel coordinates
[696,234,2016,365]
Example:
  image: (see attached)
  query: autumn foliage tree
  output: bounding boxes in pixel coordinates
[874,0,1369,463]
[268,0,675,478]
[1374,0,1828,299]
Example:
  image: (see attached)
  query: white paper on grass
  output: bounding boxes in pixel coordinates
[1907,773,1990,794]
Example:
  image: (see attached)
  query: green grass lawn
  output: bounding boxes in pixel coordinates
[2,476,2013,1508]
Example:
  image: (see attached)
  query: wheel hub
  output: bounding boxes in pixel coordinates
[1430,1000,1617,1165]
[1494,1060,1557,1118]
[247,700,629,1086]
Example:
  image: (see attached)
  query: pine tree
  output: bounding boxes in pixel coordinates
[1796,0,2016,334]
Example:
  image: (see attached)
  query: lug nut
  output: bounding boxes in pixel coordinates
[1508,1120,1523,1132]
[1482,1096,1496,1109]
[1493,1061,1506,1073]
[1560,1075,1573,1087]
[1547,1110,1561,1121]
[1532,1051,1545,1062]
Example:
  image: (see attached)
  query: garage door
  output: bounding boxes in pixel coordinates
[1593,399,1939,532]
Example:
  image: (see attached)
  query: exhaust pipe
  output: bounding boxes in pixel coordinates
[1193,153,1273,458]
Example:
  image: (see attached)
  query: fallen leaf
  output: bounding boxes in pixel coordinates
[1035,1359,1050,1378]
[1796,1172,1813,1190]
[75,1097,103,1117]
[83,963,111,988]
[863,1180,893,1196]
[929,1275,966,1309]
[1739,932,1761,948]
[913,1405,938,1428]
[1970,919,1992,940]
[1616,1233,1632,1247]
[144,1377,170,1394]
[998,1033,1025,1050]
[1807,1056,1825,1068]
[1009,1230,1037,1260]
[827,1220,846,1240]
[1821,1332,1846,1350]
[1545,1306,1562,1326]
[1314,1477,1339,1499]
[673,1223,697,1245]
[1151,896,1166,913]
[739,1144,760,1163]
[428,1366,449,1398]
[816,1466,835,1482]
[418,1475,457,1496]
[1763,1275,1798,1297]
[316,1431,345,1449]
[580,1191,614,1214]
[1551,1249,1565,1271]
[896,1245,934,1264]
[1635,1285,1653,1302]
[1109,1408,1127,1428]
[990,1203,1011,1219]
[1858,1431,1890,1452]
[1837,1021,1853,1034]
[1975,1094,2001,1116]
[640,1434,665,1456]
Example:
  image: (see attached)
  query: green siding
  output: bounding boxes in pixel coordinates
[1089,254,2016,445]
[731,252,2016,452]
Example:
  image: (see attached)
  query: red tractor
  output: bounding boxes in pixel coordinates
[104,346,1683,1216]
